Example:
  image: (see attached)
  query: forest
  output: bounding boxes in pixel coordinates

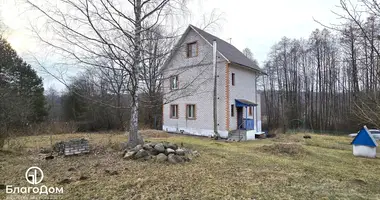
[261,1,380,133]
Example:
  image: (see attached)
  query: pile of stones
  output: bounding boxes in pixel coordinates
[123,142,199,164]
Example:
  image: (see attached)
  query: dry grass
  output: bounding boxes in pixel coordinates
[139,129,172,138]
[1,131,380,200]
[258,143,307,156]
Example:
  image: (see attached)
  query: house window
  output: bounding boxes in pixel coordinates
[187,42,198,58]
[249,106,253,116]
[186,104,196,119]
[231,104,234,117]
[170,75,178,90]
[232,73,235,86]
[170,105,178,118]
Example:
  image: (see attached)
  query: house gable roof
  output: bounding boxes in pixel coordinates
[189,25,263,73]
[351,126,378,147]
[161,25,264,73]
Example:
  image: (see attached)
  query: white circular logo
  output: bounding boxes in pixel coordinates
[25,167,44,185]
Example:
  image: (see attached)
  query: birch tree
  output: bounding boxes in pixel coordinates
[26,0,186,147]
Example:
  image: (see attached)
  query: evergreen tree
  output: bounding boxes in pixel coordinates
[0,37,47,144]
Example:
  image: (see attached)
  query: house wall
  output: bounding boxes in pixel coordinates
[256,93,262,132]
[228,63,261,131]
[162,29,228,138]
[353,145,377,158]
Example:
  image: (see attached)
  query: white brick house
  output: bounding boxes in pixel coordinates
[161,25,265,140]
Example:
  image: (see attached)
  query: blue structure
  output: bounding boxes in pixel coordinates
[351,126,378,158]
[242,118,254,130]
[351,127,377,147]
[235,99,257,130]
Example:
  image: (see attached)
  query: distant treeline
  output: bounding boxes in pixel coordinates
[261,13,380,132]
[46,73,163,132]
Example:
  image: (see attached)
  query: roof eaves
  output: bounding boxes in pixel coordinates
[231,62,267,75]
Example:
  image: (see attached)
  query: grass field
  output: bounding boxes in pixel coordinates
[1,130,380,200]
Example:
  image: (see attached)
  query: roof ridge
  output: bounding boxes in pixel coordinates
[189,24,227,43]
[189,25,263,73]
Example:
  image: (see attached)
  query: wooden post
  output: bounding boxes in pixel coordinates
[245,106,248,130]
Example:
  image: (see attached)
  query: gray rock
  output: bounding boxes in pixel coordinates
[162,142,169,148]
[175,148,185,156]
[168,154,184,164]
[149,148,160,156]
[143,155,153,161]
[156,153,167,162]
[165,148,175,155]
[167,143,178,150]
[144,143,154,148]
[148,142,157,147]
[192,150,200,157]
[143,144,153,151]
[183,156,191,162]
[132,144,143,152]
[154,143,165,153]
[123,151,136,159]
[134,149,149,159]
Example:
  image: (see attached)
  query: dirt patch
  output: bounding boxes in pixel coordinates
[140,130,172,138]
[258,143,307,156]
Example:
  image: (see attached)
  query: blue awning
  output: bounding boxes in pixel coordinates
[235,99,258,107]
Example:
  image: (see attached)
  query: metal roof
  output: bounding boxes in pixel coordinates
[190,25,264,73]
[351,126,378,147]
[235,99,258,107]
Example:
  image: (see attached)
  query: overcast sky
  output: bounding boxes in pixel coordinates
[1,0,343,90]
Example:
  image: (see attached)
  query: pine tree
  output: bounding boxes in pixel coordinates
[0,38,47,147]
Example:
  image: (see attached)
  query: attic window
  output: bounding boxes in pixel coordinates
[187,42,198,58]
[170,75,178,90]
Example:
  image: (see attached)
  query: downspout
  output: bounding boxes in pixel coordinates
[212,40,220,138]
[255,75,258,133]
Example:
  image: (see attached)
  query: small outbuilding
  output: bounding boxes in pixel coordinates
[351,126,378,158]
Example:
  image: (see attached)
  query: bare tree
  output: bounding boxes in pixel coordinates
[242,47,259,67]
[46,87,62,122]
[336,0,380,127]
[26,0,187,147]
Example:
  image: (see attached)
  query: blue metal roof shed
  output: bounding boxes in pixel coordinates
[351,126,378,147]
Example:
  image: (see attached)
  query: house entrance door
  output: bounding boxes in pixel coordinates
[237,107,243,129]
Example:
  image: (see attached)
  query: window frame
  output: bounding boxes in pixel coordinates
[232,73,235,86]
[186,41,198,58]
[231,104,235,117]
[170,75,179,90]
[170,104,178,119]
[186,104,196,120]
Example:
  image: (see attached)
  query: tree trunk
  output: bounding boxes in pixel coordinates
[128,92,143,147]
[126,0,144,148]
